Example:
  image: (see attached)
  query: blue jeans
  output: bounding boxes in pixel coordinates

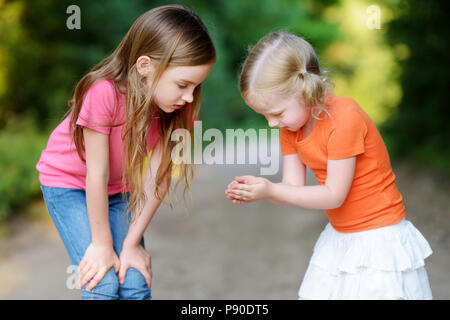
[40,185,151,300]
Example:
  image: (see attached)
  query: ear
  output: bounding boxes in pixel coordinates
[136,55,154,77]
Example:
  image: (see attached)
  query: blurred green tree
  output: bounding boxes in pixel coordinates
[0,0,338,222]
[0,0,155,129]
[382,0,450,173]
[0,0,338,131]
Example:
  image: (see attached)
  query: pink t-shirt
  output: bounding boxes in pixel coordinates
[36,79,161,195]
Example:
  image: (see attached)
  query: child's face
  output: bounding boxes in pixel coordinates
[147,61,214,113]
[244,92,311,132]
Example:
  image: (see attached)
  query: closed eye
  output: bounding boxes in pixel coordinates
[265,113,282,121]
[270,112,282,117]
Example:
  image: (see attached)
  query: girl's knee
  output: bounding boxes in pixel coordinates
[81,268,120,300]
[119,268,151,300]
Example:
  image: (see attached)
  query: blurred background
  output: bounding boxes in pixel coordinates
[0,0,448,299]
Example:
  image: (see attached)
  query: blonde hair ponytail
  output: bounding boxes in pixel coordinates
[240,31,333,117]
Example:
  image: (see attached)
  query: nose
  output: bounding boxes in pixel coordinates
[182,91,194,103]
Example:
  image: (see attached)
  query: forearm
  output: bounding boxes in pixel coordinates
[123,145,169,248]
[264,183,291,206]
[85,175,113,246]
[269,183,342,210]
[123,185,168,247]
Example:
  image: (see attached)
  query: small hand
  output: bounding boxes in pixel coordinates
[78,243,120,291]
[225,176,272,202]
[118,243,152,288]
[225,180,253,204]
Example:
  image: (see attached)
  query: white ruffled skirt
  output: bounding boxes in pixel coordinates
[298,219,433,300]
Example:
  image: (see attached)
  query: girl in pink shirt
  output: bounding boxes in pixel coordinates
[36,5,215,300]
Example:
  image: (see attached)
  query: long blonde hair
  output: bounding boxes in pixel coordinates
[65,5,216,222]
[239,31,333,118]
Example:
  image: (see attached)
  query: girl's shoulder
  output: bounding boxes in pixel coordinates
[324,94,367,122]
[79,78,125,122]
[87,78,117,95]
[83,78,124,107]
[326,94,360,114]
[319,94,371,139]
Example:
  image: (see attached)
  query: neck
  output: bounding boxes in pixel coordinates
[305,112,317,128]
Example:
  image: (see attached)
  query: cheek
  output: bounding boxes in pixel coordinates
[285,109,309,127]
[153,83,173,104]
[298,108,311,121]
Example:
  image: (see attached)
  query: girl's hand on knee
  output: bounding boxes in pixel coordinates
[118,244,152,288]
[78,243,120,291]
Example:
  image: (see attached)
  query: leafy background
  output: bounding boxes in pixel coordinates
[0,0,448,225]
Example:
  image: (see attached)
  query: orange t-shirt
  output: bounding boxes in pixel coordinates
[280,93,406,233]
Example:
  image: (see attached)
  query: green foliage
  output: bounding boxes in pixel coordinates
[0,0,338,132]
[381,0,450,174]
[2,0,447,224]
[0,118,48,222]
[188,0,338,130]
[321,0,402,125]
[0,0,155,130]
[0,0,338,221]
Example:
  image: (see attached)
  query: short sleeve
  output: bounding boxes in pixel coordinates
[76,80,117,135]
[280,128,298,156]
[327,107,367,159]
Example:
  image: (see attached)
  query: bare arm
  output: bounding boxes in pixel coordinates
[84,127,113,246]
[265,154,306,206]
[117,140,169,288]
[230,157,356,210]
[122,140,169,248]
[79,127,120,290]
[228,154,306,205]
[268,157,356,209]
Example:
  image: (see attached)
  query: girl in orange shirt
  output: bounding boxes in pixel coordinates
[226,31,432,299]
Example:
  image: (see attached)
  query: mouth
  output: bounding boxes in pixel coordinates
[172,104,185,110]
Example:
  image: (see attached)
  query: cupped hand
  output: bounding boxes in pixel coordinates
[225,175,272,203]
[225,179,252,204]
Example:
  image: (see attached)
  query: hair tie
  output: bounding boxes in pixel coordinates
[300,70,308,78]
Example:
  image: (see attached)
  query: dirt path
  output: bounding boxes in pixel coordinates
[0,162,448,299]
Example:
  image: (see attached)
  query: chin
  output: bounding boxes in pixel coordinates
[158,106,174,113]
